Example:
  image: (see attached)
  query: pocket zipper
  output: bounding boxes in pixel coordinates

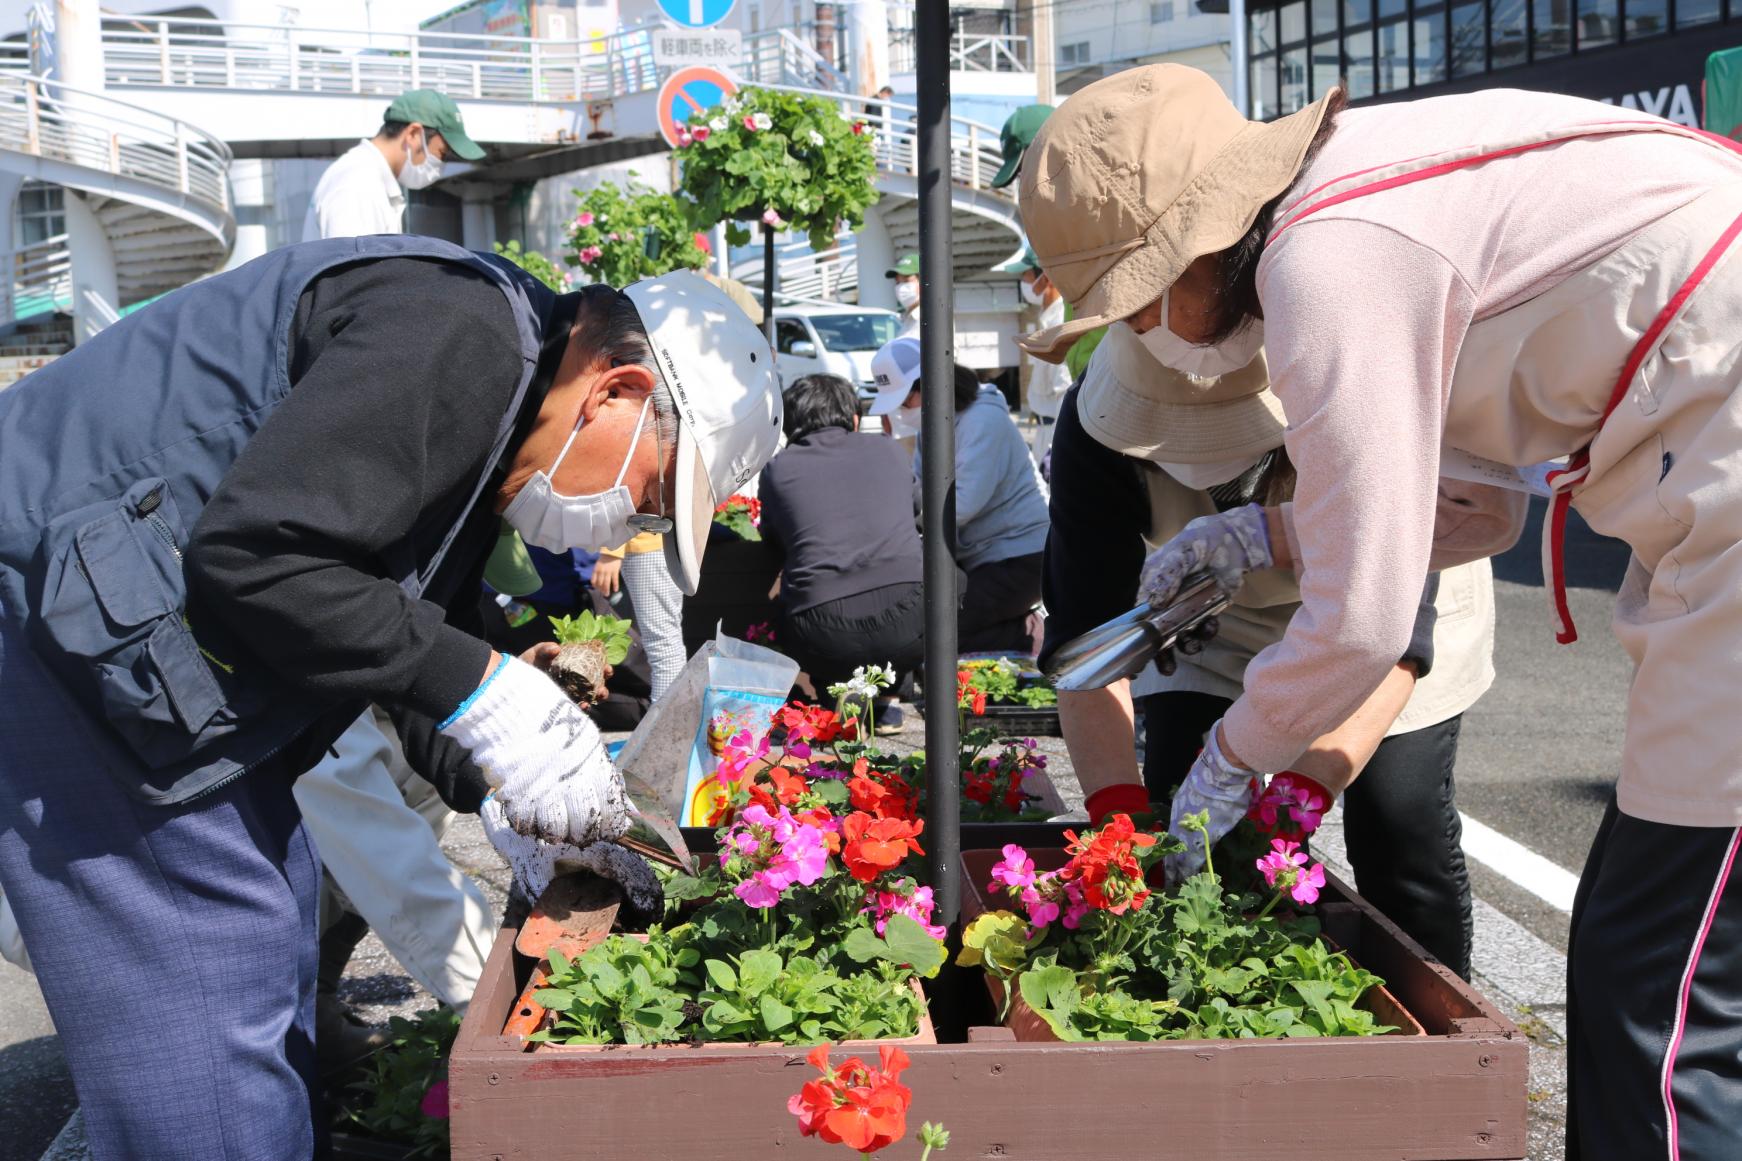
[136,488,183,562]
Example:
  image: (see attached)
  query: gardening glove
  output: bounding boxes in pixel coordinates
[480,795,664,928]
[1138,503,1272,609]
[440,653,628,849]
[1164,721,1262,883]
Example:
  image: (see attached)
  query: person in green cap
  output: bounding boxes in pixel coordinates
[991,103,1055,190]
[887,252,922,337]
[302,89,486,242]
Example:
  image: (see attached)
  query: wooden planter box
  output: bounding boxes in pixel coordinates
[450,861,1527,1159]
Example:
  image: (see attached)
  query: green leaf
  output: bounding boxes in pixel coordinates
[881,914,946,978]
[704,959,737,992]
[759,994,795,1033]
[737,949,783,996]
[531,987,574,1012]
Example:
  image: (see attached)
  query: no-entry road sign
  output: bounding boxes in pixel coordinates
[656,65,738,148]
[655,0,737,29]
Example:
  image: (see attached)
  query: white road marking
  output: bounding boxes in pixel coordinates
[1458,812,1581,913]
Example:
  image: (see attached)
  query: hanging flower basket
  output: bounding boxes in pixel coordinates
[676,87,879,253]
[565,178,713,287]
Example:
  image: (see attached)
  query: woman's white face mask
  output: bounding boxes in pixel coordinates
[1157,456,1262,491]
[503,396,654,553]
[894,280,920,310]
[1135,287,1264,379]
[888,405,922,438]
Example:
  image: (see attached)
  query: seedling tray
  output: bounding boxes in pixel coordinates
[450,863,1526,1159]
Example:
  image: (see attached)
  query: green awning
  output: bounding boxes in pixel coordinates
[1705,46,1742,138]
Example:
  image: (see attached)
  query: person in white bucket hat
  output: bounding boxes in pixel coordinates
[1020,61,1742,1156]
[1042,321,1496,979]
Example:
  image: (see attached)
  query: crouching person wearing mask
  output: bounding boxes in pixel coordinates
[1040,325,1493,978]
[0,241,779,1159]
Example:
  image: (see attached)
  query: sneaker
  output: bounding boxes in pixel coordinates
[874,700,906,736]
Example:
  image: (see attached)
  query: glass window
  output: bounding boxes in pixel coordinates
[1345,0,1374,24]
[1414,8,1447,84]
[775,319,811,354]
[1251,55,1280,119]
[1251,9,1278,54]
[1533,0,1571,57]
[807,313,899,352]
[15,182,63,247]
[1151,1,1175,21]
[1343,25,1376,96]
[1450,1,1485,75]
[1060,41,1091,64]
[1378,0,1408,18]
[1377,18,1409,91]
[1677,0,1721,26]
[1490,0,1527,67]
[1281,46,1309,112]
[1312,36,1340,95]
[1313,0,1339,36]
[1625,0,1666,37]
[1282,0,1308,42]
[1576,0,1617,48]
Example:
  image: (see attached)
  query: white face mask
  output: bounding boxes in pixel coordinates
[503,396,654,553]
[1135,288,1264,379]
[1158,456,1262,490]
[397,129,445,190]
[1019,279,1044,307]
[889,405,922,438]
[894,280,920,310]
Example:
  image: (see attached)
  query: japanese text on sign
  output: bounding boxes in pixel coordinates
[652,27,743,68]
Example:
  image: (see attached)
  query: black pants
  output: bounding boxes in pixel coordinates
[1139,690,1473,979]
[781,581,925,693]
[1567,799,1742,1160]
[959,551,1043,655]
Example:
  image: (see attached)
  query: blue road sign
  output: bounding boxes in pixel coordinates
[656,66,738,146]
[655,0,737,29]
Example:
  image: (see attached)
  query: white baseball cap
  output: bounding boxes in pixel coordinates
[623,270,783,596]
[867,335,923,416]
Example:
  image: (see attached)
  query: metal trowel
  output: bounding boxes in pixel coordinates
[619,772,696,874]
[1045,572,1233,692]
[504,873,622,1039]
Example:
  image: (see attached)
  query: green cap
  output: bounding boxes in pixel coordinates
[991,104,1054,189]
[385,89,485,160]
[885,253,920,278]
[483,520,542,597]
[995,243,1041,275]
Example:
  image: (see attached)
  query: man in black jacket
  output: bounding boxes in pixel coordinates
[0,242,779,1159]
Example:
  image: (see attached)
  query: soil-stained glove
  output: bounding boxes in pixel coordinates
[440,654,628,848]
[1164,722,1262,883]
[480,796,664,928]
[1139,503,1272,609]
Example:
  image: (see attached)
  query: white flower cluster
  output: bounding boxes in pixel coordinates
[826,662,896,703]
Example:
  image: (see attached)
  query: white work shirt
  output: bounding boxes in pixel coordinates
[302,139,405,242]
[898,306,920,339]
[1026,296,1072,418]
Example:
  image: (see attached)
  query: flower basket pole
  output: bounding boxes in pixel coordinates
[915,0,960,932]
[762,220,777,347]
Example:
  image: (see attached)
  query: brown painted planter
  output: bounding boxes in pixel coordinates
[451,857,1527,1159]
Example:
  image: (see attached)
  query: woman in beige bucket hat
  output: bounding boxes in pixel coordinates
[1021,61,1742,1156]
[1040,322,1497,978]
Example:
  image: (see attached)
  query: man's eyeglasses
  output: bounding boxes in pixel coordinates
[628,392,675,535]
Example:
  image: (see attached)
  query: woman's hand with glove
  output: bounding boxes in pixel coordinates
[439,653,628,848]
[1164,721,1262,884]
[1139,503,1274,609]
[480,796,664,928]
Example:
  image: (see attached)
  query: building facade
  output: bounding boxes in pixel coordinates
[1246,0,1742,124]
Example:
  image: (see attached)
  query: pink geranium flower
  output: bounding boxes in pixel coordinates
[1256,838,1306,888]
[989,843,1036,892]
[420,1079,449,1119]
[692,125,711,143]
[761,208,784,227]
[863,884,946,939]
[693,231,712,253]
[574,211,594,227]
[577,245,603,264]
[1291,861,1327,906]
[735,874,782,908]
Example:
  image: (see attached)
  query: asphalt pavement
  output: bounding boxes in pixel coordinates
[0,496,1635,1161]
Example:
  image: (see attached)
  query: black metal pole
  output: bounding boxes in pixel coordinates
[762,222,777,346]
[916,0,959,929]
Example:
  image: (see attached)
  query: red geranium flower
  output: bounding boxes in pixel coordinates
[788,1045,913,1154]
[841,812,925,882]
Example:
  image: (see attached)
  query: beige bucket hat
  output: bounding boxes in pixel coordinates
[1017,64,1337,362]
[1078,323,1284,464]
